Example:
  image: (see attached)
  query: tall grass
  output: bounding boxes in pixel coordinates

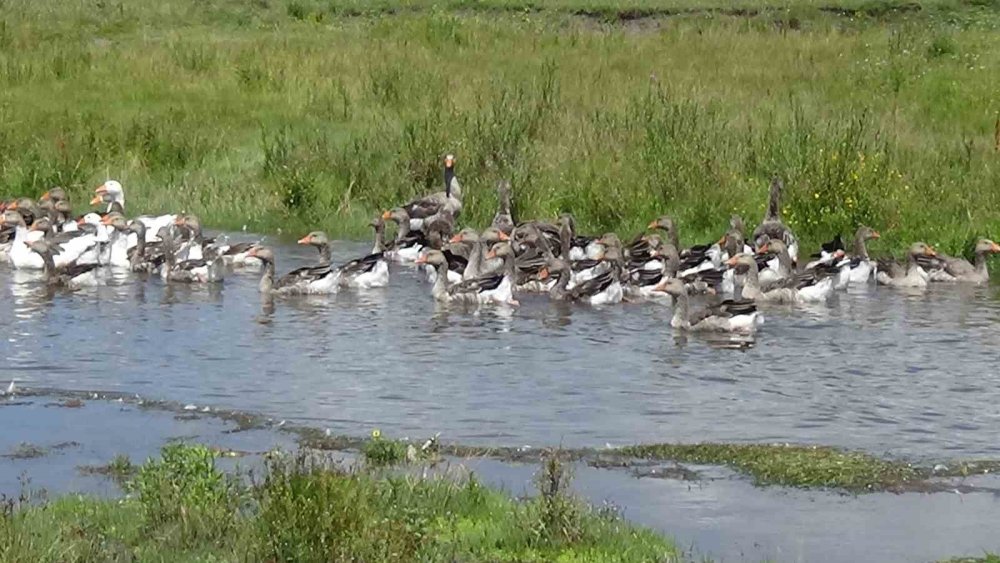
[1,0,999,254]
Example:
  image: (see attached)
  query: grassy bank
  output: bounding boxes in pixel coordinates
[0,443,678,562]
[1,0,999,254]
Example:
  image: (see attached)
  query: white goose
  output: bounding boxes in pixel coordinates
[92,180,176,243]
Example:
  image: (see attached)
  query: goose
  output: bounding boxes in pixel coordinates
[648,215,721,275]
[539,250,624,306]
[125,221,164,273]
[491,180,515,235]
[449,228,510,281]
[99,213,134,269]
[248,246,339,295]
[26,239,101,288]
[157,226,225,284]
[627,242,681,301]
[728,253,834,303]
[382,207,427,263]
[751,177,799,264]
[836,226,881,287]
[401,154,463,232]
[296,231,332,266]
[336,219,390,289]
[1,210,98,270]
[53,200,79,232]
[652,277,761,333]
[416,243,518,306]
[91,181,175,241]
[917,239,1000,284]
[876,243,936,288]
[756,239,796,288]
[556,214,601,261]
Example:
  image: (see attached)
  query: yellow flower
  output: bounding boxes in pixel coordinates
[814,192,820,199]
[371,429,382,439]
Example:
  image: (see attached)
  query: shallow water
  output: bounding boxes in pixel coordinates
[3,234,1000,460]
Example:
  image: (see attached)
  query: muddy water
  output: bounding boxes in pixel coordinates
[4,235,1000,459]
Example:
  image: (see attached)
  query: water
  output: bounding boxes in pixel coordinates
[4,234,1000,460]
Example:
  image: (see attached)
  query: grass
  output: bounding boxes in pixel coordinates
[620,442,920,491]
[0,443,679,561]
[1,0,999,256]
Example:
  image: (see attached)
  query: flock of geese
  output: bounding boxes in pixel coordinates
[2,155,999,334]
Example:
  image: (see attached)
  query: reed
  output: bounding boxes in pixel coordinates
[1,0,998,256]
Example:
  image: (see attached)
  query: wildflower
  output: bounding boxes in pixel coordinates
[371,429,382,439]
[814,192,820,199]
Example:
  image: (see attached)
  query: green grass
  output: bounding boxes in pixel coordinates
[2,0,999,256]
[620,442,920,491]
[0,444,679,561]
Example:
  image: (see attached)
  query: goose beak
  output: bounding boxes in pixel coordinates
[486,249,497,260]
[173,216,186,226]
[716,235,726,245]
[925,246,937,257]
[871,230,881,239]
[537,267,549,280]
[497,231,510,241]
[448,233,463,243]
[444,155,454,168]
[381,210,392,220]
[726,256,738,267]
[89,195,103,205]
[297,235,312,245]
[414,255,427,265]
[651,279,667,292]
[756,244,769,254]
[100,215,114,225]
[8,201,18,210]
[647,220,658,229]
[992,242,1000,253]
[77,216,87,226]
[246,248,258,258]
[40,191,50,201]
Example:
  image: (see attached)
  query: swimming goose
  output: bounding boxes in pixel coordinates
[728,252,834,303]
[158,226,225,284]
[92,181,174,240]
[248,246,338,295]
[918,239,1000,284]
[382,207,427,263]
[751,177,799,264]
[540,246,624,305]
[1,210,98,270]
[876,243,936,288]
[416,243,518,306]
[556,214,600,261]
[491,180,515,235]
[756,239,796,288]
[336,220,390,289]
[648,215,720,275]
[837,226,881,286]
[53,200,79,232]
[652,278,761,333]
[99,213,135,269]
[297,231,332,265]
[26,239,101,288]
[401,154,463,232]
[125,221,164,273]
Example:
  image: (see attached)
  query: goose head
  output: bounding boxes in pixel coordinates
[481,227,510,246]
[647,216,674,232]
[857,225,881,241]
[449,228,480,245]
[726,253,758,272]
[537,258,570,281]
[381,207,408,225]
[101,212,129,231]
[92,180,124,206]
[485,241,514,261]
[29,217,52,233]
[756,238,788,256]
[0,210,26,228]
[40,187,68,204]
[974,239,1000,255]
[414,249,446,267]
[54,199,73,218]
[909,242,936,258]
[246,246,275,264]
[297,231,329,247]
[652,277,687,297]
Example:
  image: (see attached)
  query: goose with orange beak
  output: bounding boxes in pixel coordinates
[416,242,517,306]
[875,242,936,289]
[916,239,1000,285]
[652,277,761,333]
[92,180,176,243]
[246,246,338,295]
[381,207,426,263]
[1,210,98,270]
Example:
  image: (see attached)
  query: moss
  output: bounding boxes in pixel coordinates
[620,443,920,492]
